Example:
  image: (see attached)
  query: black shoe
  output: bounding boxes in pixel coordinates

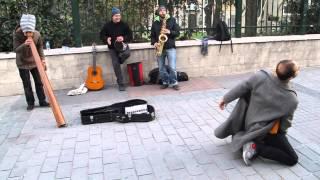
[27,105,34,111]
[172,85,180,91]
[160,84,169,89]
[39,101,50,107]
[118,85,126,91]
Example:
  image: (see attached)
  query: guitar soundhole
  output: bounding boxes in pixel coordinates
[92,71,97,76]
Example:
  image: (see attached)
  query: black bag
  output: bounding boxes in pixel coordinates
[148,68,160,84]
[80,99,155,124]
[213,20,233,52]
[148,66,189,84]
[177,71,189,81]
[114,41,130,64]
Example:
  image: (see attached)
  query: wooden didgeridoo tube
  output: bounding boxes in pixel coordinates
[27,36,67,127]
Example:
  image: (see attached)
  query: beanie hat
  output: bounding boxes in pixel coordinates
[112,7,121,16]
[20,14,36,33]
[158,5,166,11]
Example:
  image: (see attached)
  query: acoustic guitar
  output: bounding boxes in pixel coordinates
[85,43,105,90]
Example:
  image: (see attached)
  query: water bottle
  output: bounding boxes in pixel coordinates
[45,41,50,50]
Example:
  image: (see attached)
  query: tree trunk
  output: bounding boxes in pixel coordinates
[204,0,214,36]
[213,0,222,34]
[245,0,258,36]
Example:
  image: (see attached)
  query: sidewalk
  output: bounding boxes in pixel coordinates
[0,67,320,180]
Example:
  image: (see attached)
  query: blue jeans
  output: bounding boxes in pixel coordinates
[157,48,178,85]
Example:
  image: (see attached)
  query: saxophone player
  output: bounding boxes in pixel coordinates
[151,6,180,90]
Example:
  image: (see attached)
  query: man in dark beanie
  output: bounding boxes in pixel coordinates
[13,14,49,111]
[215,60,300,166]
[100,7,133,91]
[151,5,180,90]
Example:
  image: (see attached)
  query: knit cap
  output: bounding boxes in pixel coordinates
[20,14,36,33]
[112,7,121,16]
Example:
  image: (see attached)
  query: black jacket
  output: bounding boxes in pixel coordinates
[100,21,133,49]
[151,16,180,49]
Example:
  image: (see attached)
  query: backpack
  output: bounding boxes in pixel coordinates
[148,66,189,84]
[214,20,231,41]
[213,20,233,52]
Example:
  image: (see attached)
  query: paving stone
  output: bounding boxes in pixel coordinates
[71,167,88,180]
[42,157,59,172]
[176,128,193,139]
[168,134,185,146]
[134,159,153,176]
[138,174,156,180]
[171,169,191,180]
[17,148,34,162]
[56,162,72,179]
[103,163,121,179]
[246,174,264,180]
[9,161,28,178]
[90,134,102,146]
[62,138,76,149]
[103,149,119,164]
[130,146,147,160]
[23,165,41,180]
[38,172,56,180]
[138,129,153,139]
[275,168,301,180]
[88,173,103,180]
[88,158,103,174]
[115,131,128,142]
[201,164,227,180]
[73,153,89,168]
[59,149,74,162]
[128,134,143,146]
[152,130,168,142]
[164,153,185,171]
[77,132,89,142]
[119,154,134,170]
[89,145,102,159]
[75,141,90,154]
[121,168,138,180]
[117,142,130,155]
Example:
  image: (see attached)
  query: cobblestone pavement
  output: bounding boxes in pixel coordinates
[0,67,320,180]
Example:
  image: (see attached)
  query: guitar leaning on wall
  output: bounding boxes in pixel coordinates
[85,43,105,90]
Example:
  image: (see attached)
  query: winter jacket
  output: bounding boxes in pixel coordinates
[151,15,180,49]
[13,27,45,69]
[100,21,132,49]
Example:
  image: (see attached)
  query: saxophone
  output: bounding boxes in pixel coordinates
[156,16,168,56]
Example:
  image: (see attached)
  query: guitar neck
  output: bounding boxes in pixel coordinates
[92,43,97,71]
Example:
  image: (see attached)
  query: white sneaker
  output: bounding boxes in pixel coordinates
[242,141,257,166]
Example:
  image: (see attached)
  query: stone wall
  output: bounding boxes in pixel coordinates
[1,35,320,96]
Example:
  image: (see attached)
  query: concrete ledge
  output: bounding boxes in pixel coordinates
[1,34,320,96]
[1,34,320,59]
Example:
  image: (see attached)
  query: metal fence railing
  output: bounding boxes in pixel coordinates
[0,0,319,52]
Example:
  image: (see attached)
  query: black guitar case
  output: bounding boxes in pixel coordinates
[80,99,155,125]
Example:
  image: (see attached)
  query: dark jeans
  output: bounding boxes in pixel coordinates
[109,49,123,85]
[18,68,46,106]
[256,133,298,166]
